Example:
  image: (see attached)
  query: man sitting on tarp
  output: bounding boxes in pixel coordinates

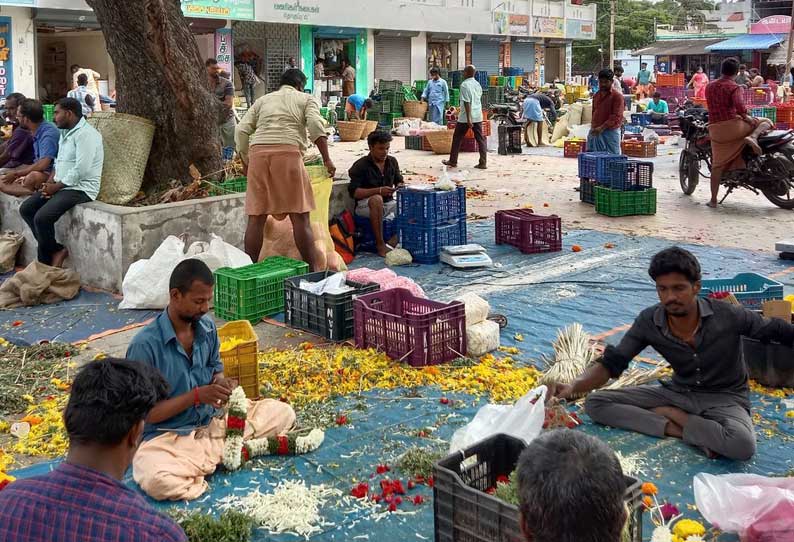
[126,259,296,501]
[549,247,794,461]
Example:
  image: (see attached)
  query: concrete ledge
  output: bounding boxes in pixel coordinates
[0,180,354,293]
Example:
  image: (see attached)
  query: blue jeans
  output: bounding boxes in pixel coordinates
[587,128,621,155]
[429,101,445,125]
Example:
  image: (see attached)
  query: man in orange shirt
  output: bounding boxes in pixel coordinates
[587,69,624,155]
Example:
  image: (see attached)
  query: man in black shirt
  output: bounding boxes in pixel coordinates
[531,92,557,123]
[548,247,794,461]
[348,131,404,257]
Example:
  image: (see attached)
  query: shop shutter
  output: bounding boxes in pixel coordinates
[471,41,500,78]
[375,36,412,84]
[511,42,535,75]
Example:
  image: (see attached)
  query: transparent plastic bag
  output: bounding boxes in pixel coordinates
[694,473,794,539]
[449,385,546,453]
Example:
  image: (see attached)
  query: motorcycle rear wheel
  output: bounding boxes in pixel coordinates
[679,150,700,195]
[763,187,794,209]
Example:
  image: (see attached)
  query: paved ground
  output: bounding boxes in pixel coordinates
[328,137,794,254]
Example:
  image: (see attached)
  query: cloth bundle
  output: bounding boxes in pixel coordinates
[454,293,500,357]
[0,261,80,308]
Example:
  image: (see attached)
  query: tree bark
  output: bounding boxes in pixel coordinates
[84,0,223,188]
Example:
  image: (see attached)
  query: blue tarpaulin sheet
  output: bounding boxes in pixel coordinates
[11,222,794,541]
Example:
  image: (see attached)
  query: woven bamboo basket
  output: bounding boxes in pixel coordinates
[425,129,455,154]
[403,101,428,119]
[87,112,155,205]
[360,120,379,140]
[338,120,366,142]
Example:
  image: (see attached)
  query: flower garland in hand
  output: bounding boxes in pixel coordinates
[222,386,325,471]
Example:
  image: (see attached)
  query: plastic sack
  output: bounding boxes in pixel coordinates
[119,234,252,310]
[0,231,23,273]
[298,272,350,295]
[567,102,583,126]
[454,292,490,327]
[259,175,347,271]
[449,385,547,453]
[581,102,593,124]
[550,116,569,143]
[694,473,794,538]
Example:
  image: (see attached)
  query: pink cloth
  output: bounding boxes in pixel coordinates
[346,267,426,298]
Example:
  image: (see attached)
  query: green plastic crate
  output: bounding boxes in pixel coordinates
[595,187,657,217]
[43,104,55,122]
[214,256,309,323]
[209,176,247,196]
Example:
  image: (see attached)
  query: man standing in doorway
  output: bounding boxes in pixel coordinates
[206,58,236,153]
[284,57,298,72]
[421,68,450,125]
[588,69,624,155]
[19,98,103,268]
[341,60,356,97]
[443,65,487,170]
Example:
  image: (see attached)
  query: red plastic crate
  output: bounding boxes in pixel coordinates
[353,288,466,367]
[564,139,586,158]
[655,73,685,87]
[495,209,562,254]
[447,120,492,137]
[460,137,479,152]
[743,87,773,106]
[621,140,657,158]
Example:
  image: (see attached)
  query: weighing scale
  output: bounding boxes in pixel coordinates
[775,240,794,260]
[440,244,493,268]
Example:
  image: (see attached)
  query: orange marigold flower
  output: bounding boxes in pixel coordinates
[641,482,658,495]
[642,496,653,508]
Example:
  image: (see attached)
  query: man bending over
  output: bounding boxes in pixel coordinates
[127,259,296,501]
[550,247,794,460]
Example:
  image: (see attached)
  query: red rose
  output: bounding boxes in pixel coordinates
[394,496,403,505]
[440,397,450,405]
[350,483,369,499]
[392,480,406,495]
[413,495,424,505]
[408,480,416,490]
[427,476,435,488]
[388,502,397,512]
[335,415,348,426]
[496,475,510,485]
[376,464,390,474]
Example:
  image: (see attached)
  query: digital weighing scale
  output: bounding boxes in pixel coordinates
[440,244,493,268]
[775,240,794,260]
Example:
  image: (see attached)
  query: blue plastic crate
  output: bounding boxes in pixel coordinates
[396,186,467,226]
[579,178,598,204]
[475,71,489,88]
[503,67,524,76]
[699,273,784,310]
[605,160,654,191]
[354,214,397,253]
[578,152,628,182]
[397,218,467,264]
[631,113,651,126]
[625,125,643,134]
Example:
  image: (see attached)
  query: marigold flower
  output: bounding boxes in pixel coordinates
[642,482,659,495]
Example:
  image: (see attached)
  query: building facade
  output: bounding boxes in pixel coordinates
[0,0,596,102]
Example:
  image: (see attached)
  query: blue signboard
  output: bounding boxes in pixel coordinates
[0,17,13,98]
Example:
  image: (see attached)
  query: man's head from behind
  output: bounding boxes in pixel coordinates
[280,68,307,91]
[517,430,627,542]
[598,68,614,91]
[722,59,739,77]
[77,73,89,87]
[18,98,43,130]
[464,64,476,79]
[169,259,214,324]
[54,97,83,130]
[649,246,701,317]
[367,130,392,162]
[65,358,168,475]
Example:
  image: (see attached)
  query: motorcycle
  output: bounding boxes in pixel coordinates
[678,111,794,209]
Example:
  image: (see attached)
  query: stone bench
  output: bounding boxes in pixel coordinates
[0,181,353,293]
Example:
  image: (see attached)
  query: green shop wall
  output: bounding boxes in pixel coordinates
[299,26,369,95]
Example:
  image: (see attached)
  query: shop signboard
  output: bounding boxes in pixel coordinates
[0,17,12,97]
[535,43,544,83]
[750,15,790,34]
[509,14,530,36]
[269,0,321,23]
[215,28,233,76]
[533,17,564,38]
[181,0,254,21]
[566,19,596,40]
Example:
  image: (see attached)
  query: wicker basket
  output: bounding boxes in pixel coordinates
[218,320,260,399]
[87,112,155,205]
[360,120,379,140]
[425,130,455,154]
[337,120,365,142]
[403,101,428,119]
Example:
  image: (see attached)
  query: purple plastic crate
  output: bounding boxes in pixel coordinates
[353,288,466,367]
[495,209,562,254]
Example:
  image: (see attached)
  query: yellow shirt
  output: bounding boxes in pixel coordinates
[235,85,326,159]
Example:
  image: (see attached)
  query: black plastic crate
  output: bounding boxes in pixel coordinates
[434,433,643,542]
[579,177,598,205]
[742,337,794,388]
[283,271,379,341]
[405,135,424,151]
[498,125,523,155]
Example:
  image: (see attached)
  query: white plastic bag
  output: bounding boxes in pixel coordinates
[449,385,547,453]
[694,473,794,536]
[119,234,252,310]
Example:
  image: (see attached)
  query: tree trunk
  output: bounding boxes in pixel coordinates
[84,0,223,188]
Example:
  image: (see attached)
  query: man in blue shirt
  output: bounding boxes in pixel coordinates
[19,97,103,267]
[127,260,296,501]
[646,92,669,124]
[1,98,60,197]
[421,67,450,124]
[345,93,373,120]
[443,65,487,170]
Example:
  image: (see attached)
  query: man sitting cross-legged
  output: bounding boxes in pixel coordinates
[127,259,296,501]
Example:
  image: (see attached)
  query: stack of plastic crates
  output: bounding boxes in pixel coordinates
[414,80,428,99]
[475,71,489,88]
[777,103,794,130]
[404,135,424,151]
[450,70,464,89]
[596,159,656,217]
[498,125,523,155]
[487,86,505,106]
[655,73,685,87]
[750,106,777,124]
[214,256,309,322]
[448,88,460,107]
[744,87,774,106]
[564,138,586,158]
[621,139,658,158]
[380,91,404,116]
[577,152,627,205]
[495,209,562,254]
[395,186,467,264]
[630,113,651,127]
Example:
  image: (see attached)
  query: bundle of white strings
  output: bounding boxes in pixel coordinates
[539,323,598,386]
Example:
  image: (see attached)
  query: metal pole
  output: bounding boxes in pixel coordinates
[609,0,616,68]
[786,1,794,79]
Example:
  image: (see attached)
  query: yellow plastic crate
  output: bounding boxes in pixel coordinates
[218,320,259,399]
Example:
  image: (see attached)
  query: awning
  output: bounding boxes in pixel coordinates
[767,40,789,64]
[632,38,724,57]
[705,33,785,51]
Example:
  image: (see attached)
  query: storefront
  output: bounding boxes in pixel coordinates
[373,30,414,84]
[632,38,725,79]
[230,21,300,94]
[426,33,463,72]
[471,35,502,77]
[705,33,785,79]
[301,26,367,104]
[510,39,536,76]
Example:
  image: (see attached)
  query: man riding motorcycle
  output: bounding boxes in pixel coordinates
[705,58,773,208]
